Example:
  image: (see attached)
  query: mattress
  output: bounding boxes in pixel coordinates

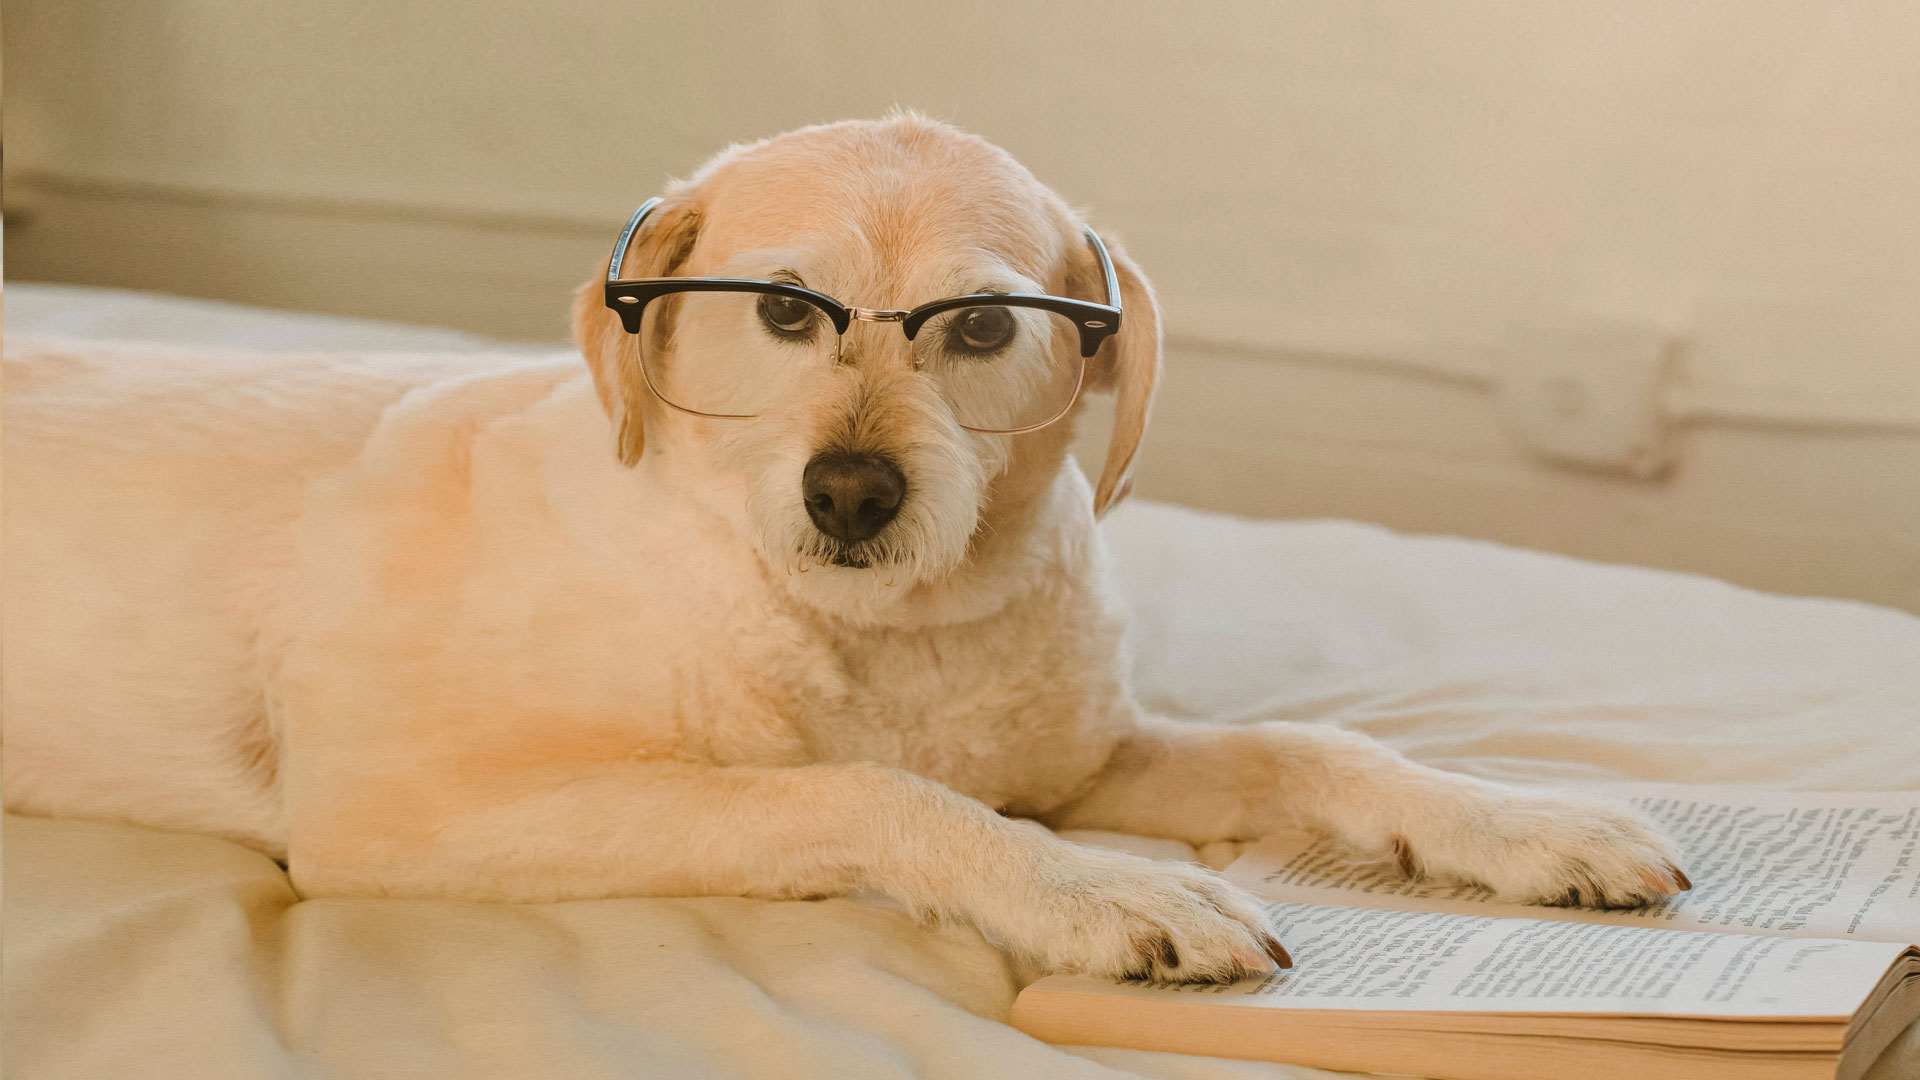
[5,284,1917,1079]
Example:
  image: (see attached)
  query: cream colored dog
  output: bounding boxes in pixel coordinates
[4,115,1687,983]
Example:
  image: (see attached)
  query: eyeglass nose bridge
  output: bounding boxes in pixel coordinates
[835,308,921,367]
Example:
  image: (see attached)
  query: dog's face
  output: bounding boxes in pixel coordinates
[574,116,1159,623]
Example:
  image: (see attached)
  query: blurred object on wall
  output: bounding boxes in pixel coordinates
[4,0,1916,611]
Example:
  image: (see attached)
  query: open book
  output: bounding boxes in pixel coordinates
[1012,785,1920,1080]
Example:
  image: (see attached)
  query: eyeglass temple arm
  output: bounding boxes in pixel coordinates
[1083,226,1122,313]
[607,197,667,283]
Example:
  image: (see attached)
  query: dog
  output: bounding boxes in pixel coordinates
[3,114,1687,983]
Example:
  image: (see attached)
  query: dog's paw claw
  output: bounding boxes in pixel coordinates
[1261,933,1293,969]
[1135,934,1181,971]
[1390,833,1421,879]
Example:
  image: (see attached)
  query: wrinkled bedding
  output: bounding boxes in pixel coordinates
[6,284,1918,1079]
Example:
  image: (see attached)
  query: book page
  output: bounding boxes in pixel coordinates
[1223,785,1920,943]
[1033,902,1912,1018]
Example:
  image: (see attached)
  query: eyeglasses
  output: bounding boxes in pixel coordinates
[602,198,1123,434]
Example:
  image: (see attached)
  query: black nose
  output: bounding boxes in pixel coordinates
[802,453,906,543]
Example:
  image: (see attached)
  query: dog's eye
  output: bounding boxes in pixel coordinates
[758,293,817,336]
[949,307,1016,355]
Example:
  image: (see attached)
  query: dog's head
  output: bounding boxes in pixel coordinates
[573,115,1159,622]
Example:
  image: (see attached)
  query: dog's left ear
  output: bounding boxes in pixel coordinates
[1074,232,1161,517]
[571,189,703,466]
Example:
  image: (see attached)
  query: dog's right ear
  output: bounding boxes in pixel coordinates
[571,190,702,466]
[1077,234,1161,518]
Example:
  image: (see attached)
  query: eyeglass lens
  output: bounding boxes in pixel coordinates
[639,290,1085,432]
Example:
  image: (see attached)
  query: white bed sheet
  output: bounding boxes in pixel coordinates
[6,284,1917,1079]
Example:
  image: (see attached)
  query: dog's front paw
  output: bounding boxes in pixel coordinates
[1397,790,1691,909]
[991,844,1290,982]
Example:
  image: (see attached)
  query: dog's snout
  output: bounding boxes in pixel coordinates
[802,453,905,544]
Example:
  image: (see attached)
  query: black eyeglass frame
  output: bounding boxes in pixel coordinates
[601,197,1123,431]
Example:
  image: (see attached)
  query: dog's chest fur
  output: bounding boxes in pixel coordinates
[773,583,1132,813]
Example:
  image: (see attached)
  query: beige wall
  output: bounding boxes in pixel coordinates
[6,1,1918,609]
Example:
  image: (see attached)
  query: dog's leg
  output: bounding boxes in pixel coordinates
[292,759,1289,981]
[1046,717,1688,908]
